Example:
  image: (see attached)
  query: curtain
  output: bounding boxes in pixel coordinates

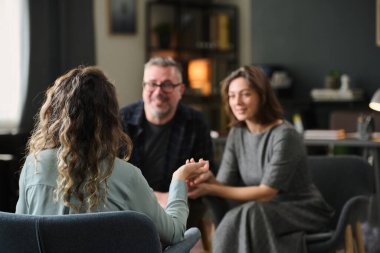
[0,0,29,130]
[19,0,96,133]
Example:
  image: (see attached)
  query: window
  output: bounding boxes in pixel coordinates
[0,0,29,130]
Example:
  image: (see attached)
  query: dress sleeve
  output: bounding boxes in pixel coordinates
[126,167,188,244]
[216,128,241,185]
[261,127,307,192]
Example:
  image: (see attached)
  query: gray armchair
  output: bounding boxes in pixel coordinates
[305,155,375,253]
[0,210,200,253]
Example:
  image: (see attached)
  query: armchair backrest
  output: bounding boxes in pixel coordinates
[0,211,162,253]
[307,155,375,229]
[39,211,162,253]
[0,212,40,253]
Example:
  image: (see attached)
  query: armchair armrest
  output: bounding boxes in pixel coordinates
[164,227,201,253]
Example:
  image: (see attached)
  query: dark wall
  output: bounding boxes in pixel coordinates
[251,0,380,99]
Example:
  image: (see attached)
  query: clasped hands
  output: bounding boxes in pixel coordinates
[158,159,211,208]
[185,158,217,199]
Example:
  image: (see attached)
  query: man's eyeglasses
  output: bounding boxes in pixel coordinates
[142,80,182,93]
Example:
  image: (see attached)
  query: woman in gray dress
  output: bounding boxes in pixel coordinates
[188,66,334,253]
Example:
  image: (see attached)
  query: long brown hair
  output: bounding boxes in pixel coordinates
[221,65,284,127]
[27,66,132,212]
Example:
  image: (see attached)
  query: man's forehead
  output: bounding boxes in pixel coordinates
[144,66,180,81]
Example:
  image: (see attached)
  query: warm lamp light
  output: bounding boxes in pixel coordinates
[369,89,380,112]
[188,59,212,96]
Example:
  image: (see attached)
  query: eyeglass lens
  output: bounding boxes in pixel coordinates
[144,81,180,92]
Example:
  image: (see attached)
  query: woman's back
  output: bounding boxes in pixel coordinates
[16,148,190,243]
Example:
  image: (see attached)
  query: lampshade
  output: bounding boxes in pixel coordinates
[369,89,380,112]
[188,59,211,96]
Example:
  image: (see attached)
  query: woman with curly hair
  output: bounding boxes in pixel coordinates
[188,65,334,253]
[15,66,208,244]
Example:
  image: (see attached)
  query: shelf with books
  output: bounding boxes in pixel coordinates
[181,93,228,132]
[146,2,238,56]
[146,0,238,132]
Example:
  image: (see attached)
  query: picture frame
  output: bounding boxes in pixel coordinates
[377,0,380,46]
[108,0,136,35]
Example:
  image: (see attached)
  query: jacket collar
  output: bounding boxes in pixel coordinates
[128,100,145,127]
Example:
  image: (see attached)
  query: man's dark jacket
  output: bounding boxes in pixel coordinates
[120,100,216,192]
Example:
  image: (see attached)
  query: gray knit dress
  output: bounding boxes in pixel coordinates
[213,122,334,253]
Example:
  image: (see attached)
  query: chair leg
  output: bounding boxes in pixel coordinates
[355,222,366,253]
[200,219,214,252]
[345,224,355,253]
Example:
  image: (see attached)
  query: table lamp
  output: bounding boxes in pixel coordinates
[369,89,380,112]
[188,58,212,96]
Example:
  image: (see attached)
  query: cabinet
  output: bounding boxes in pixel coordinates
[146,0,239,132]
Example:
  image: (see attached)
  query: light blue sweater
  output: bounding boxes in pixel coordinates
[16,149,188,244]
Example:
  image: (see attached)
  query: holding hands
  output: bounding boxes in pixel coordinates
[172,159,209,181]
[185,158,218,199]
[156,160,209,209]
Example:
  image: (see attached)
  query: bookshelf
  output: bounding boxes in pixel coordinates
[146,0,239,132]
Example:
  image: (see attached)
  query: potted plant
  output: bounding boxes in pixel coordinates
[324,69,340,89]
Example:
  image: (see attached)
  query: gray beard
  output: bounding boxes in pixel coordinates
[149,106,172,119]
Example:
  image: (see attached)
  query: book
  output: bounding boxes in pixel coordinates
[217,14,230,50]
[209,14,218,49]
[304,129,346,140]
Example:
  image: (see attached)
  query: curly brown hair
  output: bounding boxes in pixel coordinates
[221,65,284,127]
[27,66,132,212]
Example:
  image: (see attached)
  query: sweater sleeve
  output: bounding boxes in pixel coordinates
[261,127,307,192]
[15,159,28,214]
[125,166,188,244]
